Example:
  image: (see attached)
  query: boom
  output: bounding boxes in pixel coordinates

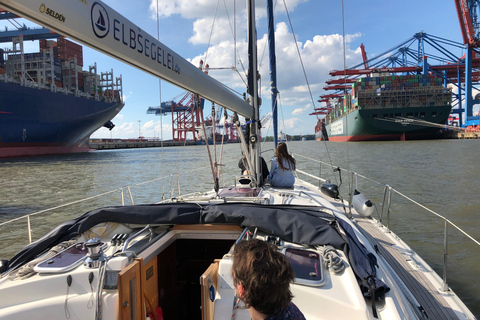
[0,0,254,118]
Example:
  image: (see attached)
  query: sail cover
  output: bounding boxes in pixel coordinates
[7,203,345,270]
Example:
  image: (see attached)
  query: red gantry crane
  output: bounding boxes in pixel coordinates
[147,91,204,142]
[454,0,480,127]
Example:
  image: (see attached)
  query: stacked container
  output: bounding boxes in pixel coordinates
[57,37,83,66]
[327,74,452,123]
[0,48,4,74]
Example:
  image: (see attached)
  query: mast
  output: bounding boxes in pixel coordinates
[267,0,279,149]
[246,0,261,183]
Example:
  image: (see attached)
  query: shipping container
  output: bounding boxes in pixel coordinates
[39,39,58,50]
[57,38,83,66]
[0,48,5,66]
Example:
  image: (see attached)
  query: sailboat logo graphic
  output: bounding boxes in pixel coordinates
[91,2,109,38]
[96,11,106,31]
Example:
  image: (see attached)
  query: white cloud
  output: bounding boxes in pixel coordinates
[190,18,235,45]
[283,118,300,129]
[291,104,310,116]
[149,0,306,21]
[143,120,156,130]
[122,91,133,103]
[276,117,312,135]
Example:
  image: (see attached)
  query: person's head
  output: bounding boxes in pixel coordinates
[275,142,288,156]
[275,142,296,170]
[231,239,294,316]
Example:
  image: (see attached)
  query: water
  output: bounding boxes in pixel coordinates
[1,140,480,316]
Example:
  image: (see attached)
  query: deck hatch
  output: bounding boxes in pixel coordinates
[34,242,88,273]
[283,248,325,287]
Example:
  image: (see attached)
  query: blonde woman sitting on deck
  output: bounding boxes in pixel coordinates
[267,142,296,188]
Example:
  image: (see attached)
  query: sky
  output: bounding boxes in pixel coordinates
[1,0,465,139]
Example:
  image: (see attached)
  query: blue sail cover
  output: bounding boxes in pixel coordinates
[7,203,345,270]
[247,0,256,97]
[337,218,390,303]
[267,0,279,148]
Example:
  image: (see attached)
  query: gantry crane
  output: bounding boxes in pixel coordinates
[0,9,61,42]
[146,91,204,142]
[454,0,480,126]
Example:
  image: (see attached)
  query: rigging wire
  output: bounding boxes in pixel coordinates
[156,0,165,199]
[204,0,221,67]
[171,99,200,198]
[200,98,219,193]
[280,0,338,184]
[278,92,287,139]
[281,0,317,112]
[204,0,248,87]
[341,0,351,189]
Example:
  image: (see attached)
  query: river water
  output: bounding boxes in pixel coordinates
[1,139,479,316]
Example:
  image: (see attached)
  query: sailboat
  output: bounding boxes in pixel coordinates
[0,1,476,319]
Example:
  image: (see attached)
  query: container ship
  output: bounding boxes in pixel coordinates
[319,74,452,141]
[0,35,124,158]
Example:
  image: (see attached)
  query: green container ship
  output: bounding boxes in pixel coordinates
[323,75,453,141]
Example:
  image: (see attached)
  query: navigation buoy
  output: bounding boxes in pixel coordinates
[352,189,374,217]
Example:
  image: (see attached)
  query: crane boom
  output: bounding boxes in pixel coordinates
[0,0,254,118]
[360,43,368,68]
[455,0,480,47]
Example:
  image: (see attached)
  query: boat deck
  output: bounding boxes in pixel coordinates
[354,216,460,320]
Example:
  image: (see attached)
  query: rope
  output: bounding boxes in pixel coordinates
[95,259,107,320]
[200,99,218,193]
[322,246,345,273]
[9,240,77,280]
[212,105,220,191]
[218,110,229,186]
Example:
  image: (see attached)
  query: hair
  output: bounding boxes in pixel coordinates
[275,142,296,171]
[231,239,295,316]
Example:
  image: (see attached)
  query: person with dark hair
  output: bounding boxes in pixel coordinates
[231,239,305,320]
[238,155,269,184]
[267,142,296,188]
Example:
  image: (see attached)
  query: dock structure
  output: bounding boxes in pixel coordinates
[455,131,480,139]
[441,131,480,139]
[89,140,195,150]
